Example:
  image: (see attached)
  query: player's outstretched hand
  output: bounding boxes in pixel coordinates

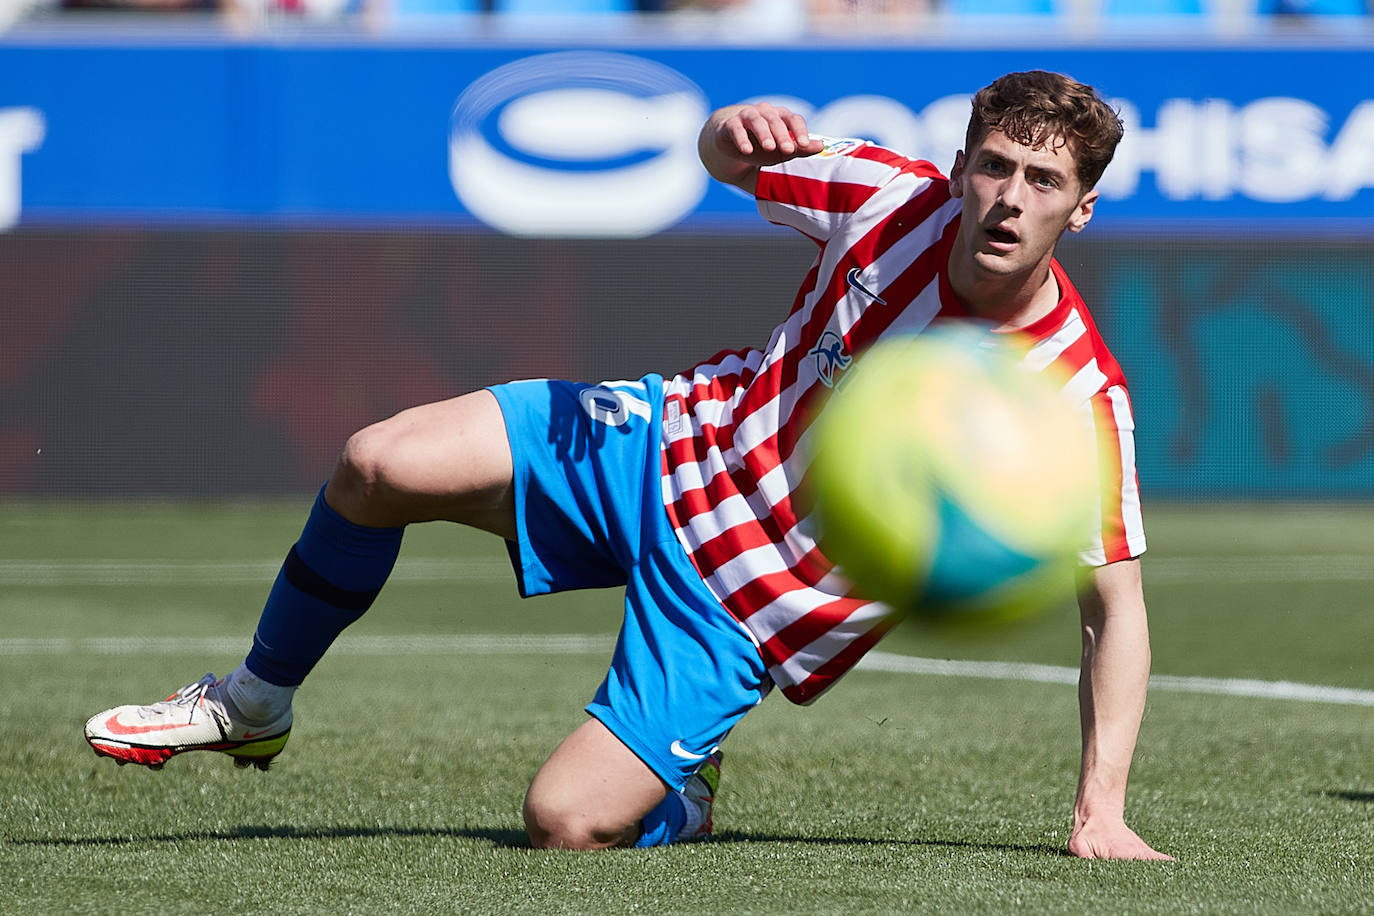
[1068,817,1174,861]
[700,102,827,191]
[712,102,826,166]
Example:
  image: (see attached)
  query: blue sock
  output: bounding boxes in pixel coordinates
[245,488,404,687]
[633,792,688,848]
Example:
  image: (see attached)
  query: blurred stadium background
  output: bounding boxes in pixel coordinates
[0,5,1370,504]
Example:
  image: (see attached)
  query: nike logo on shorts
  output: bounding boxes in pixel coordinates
[669,740,708,761]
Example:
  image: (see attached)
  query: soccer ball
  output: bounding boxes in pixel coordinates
[805,320,1099,622]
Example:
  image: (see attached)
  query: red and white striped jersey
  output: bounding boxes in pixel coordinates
[659,139,1146,704]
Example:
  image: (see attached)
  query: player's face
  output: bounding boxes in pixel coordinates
[948,129,1097,281]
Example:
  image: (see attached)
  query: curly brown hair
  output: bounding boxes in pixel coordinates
[964,71,1124,193]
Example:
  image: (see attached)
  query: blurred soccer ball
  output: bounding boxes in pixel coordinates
[806,320,1099,622]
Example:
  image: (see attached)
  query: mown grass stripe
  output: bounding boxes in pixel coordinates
[0,557,511,585]
[0,634,615,657]
[3,635,1370,707]
[1145,555,1374,584]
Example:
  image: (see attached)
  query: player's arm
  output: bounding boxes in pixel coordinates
[698,102,826,195]
[1069,557,1174,861]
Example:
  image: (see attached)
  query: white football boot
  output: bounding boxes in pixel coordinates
[84,674,291,771]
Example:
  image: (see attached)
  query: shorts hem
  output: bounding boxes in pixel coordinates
[584,704,689,793]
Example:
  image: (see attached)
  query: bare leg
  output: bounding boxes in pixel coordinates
[308,390,669,849]
[523,719,669,850]
[323,389,516,537]
[231,389,517,698]
[86,389,530,772]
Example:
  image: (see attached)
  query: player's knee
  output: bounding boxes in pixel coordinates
[328,421,416,522]
[334,426,392,497]
[522,793,629,851]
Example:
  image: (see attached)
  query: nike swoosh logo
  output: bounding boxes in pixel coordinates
[846,267,887,305]
[241,727,281,740]
[669,740,707,761]
[101,713,196,737]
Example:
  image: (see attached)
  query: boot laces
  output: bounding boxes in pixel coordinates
[142,674,217,723]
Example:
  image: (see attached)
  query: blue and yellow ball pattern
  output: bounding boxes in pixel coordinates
[806,320,1100,622]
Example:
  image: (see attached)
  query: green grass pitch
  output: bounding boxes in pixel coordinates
[1,502,1371,914]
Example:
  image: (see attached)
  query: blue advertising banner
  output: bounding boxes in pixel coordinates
[0,39,1370,235]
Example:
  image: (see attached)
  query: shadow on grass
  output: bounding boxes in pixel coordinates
[716,831,1068,856]
[12,825,1066,856]
[1322,789,1374,803]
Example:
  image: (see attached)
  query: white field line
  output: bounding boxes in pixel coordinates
[2,555,1372,586]
[854,652,1374,708]
[0,634,615,658]
[1,634,1371,708]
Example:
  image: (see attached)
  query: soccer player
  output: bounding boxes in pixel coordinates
[85,70,1170,860]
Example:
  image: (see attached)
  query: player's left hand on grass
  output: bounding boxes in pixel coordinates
[1067,818,1174,861]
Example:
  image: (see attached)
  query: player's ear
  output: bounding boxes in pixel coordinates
[1066,187,1098,234]
[948,150,967,198]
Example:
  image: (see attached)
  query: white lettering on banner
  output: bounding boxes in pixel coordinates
[450,53,1372,236]
[1325,100,1374,201]
[1106,96,1374,203]
[1240,98,1328,203]
[1106,99,1230,200]
[0,107,45,231]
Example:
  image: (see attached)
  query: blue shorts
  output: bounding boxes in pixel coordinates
[488,375,771,790]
